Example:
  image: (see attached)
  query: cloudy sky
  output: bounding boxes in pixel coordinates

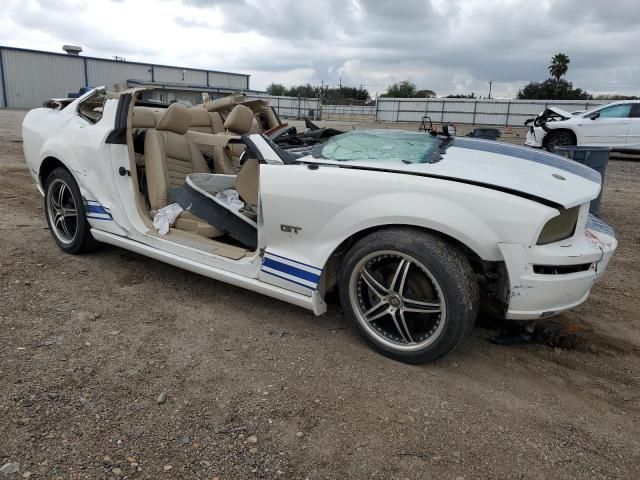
[1,0,639,98]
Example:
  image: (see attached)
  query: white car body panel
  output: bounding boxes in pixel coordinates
[22,88,618,322]
[525,100,640,150]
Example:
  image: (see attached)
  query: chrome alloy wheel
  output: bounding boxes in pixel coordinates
[547,131,573,152]
[349,251,447,352]
[46,178,78,245]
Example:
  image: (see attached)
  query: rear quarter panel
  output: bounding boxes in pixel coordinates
[22,108,69,183]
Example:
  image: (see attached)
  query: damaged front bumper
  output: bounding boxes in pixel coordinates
[499,214,617,320]
[524,126,545,148]
[524,107,573,149]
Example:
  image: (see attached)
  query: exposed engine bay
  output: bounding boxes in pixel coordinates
[524,107,573,132]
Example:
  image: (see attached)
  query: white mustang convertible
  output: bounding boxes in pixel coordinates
[22,87,617,363]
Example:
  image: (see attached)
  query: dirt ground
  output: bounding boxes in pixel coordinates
[0,109,639,480]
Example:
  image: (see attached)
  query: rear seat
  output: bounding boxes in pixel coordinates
[132,107,163,170]
[189,107,224,134]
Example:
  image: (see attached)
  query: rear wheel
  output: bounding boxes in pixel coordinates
[339,229,479,364]
[44,167,97,254]
[545,130,575,153]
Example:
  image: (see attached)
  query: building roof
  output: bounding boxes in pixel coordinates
[0,45,250,79]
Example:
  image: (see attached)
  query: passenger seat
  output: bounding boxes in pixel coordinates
[213,104,255,174]
[144,103,223,238]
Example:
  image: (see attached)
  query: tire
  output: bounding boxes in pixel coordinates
[44,167,98,254]
[545,130,575,153]
[339,228,479,364]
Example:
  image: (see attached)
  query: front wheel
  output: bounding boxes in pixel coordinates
[545,130,575,153]
[44,167,98,254]
[339,229,479,364]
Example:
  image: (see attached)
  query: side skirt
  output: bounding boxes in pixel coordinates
[91,229,327,315]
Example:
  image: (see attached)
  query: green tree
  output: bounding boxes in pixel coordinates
[548,53,570,82]
[516,78,591,100]
[381,80,417,98]
[415,89,436,98]
[445,92,475,99]
[266,83,287,96]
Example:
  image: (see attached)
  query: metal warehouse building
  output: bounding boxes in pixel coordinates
[0,46,251,109]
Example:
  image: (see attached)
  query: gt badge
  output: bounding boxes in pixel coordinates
[281,224,302,234]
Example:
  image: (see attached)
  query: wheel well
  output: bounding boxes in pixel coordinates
[320,224,509,317]
[543,128,577,147]
[39,157,67,187]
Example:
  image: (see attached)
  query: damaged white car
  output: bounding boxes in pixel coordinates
[525,101,640,152]
[22,87,617,363]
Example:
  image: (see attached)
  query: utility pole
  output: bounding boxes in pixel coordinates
[488,80,493,99]
[339,76,342,89]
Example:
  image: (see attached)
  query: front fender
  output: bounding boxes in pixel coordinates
[260,164,555,273]
[316,192,503,261]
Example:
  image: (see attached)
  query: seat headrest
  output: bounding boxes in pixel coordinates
[189,107,211,127]
[224,105,254,135]
[156,104,190,134]
[132,107,157,129]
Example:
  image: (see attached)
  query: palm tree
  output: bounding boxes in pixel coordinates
[548,53,570,82]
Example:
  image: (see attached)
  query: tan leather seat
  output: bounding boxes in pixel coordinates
[132,107,158,129]
[144,103,222,238]
[213,105,255,174]
[189,107,224,134]
[132,107,159,166]
[235,158,259,212]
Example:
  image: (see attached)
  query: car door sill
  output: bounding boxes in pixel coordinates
[91,229,324,314]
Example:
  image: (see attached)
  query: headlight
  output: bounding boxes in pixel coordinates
[537,206,580,245]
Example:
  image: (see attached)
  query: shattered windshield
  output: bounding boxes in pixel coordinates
[313,129,444,164]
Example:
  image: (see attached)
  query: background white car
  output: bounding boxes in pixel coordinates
[525,101,640,152]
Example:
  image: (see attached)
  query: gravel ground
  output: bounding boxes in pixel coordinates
[1,109,639,479]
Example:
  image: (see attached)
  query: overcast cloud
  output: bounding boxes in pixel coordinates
[1,0,638,97]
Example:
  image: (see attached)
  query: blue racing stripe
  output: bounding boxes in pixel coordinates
[451,137,601,183]
[261,269,315,291]
[85,204,109,214]
[265,251,322,272]
[262,257,321,284]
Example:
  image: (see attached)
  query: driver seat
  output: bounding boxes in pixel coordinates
[144,103,223,238]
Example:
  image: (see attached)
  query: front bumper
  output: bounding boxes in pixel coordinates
[524,127,545,148]
[499,214,617,320]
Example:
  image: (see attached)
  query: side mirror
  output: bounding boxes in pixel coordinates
[590,112,600,120]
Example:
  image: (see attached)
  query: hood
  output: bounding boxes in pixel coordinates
[545,106,573,118]
[524,106,573,126]
[310,137,600,209]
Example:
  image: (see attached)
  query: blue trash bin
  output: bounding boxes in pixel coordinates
[554,146,610,216]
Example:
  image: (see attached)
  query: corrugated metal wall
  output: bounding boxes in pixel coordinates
[154,66,207,85]
[375,98,606,126]
[0,47,250,108]
[0,52,5,108]
[86,59,151,90]
[209,72,248,90]
[2,49,85,108]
